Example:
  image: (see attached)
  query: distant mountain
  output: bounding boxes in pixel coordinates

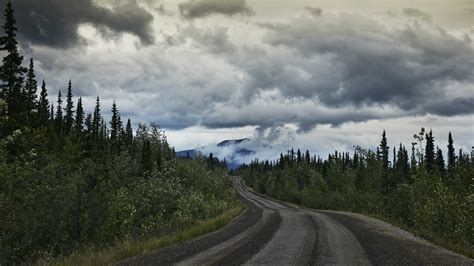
[176,138,255,169]
[217,138,251,147]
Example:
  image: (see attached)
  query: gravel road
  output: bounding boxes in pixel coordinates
[117,177,473,266]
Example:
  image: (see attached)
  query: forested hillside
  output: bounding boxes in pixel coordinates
[236,129,473,256]
[0,2,237,263]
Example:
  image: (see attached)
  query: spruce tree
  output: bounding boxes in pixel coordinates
[125,118,133,145]
[379,130,389,170]
[436,147,445,176]
[0,1,27,129]
[394,144,404,184]
[55,91,63,134]
[50,103,54,121]
[64,80,74,134]
[279,153,285,169]
[37,80,49,127]
[84,113,92,134]
[75,97,84,134]
[392,146,396,168]
[425,130,435,172]
[110,101,122,143]
[92,96,101,140]
[25,58,38,121]
[447,132,455,168]
[410,142,417,171]
[100,118,107,141]
[305,150,311,166]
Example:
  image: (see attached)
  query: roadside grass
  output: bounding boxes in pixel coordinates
[42,205,245,266]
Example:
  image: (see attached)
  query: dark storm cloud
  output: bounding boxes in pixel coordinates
[198,87,403,132]
[403,8,431,21]
[255,14,474,116]
[178,0,254,19]
[425,97,474,116]
[5,0,154,48]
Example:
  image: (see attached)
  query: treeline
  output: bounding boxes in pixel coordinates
[236,129,473,255]
[0,2,236,263]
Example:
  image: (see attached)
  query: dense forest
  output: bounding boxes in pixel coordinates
[0,2,236,263]
[235,129,473,256]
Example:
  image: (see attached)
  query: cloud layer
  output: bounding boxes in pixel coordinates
[4,0,154,48]
[13,1,473,155]
[258,13,474,113]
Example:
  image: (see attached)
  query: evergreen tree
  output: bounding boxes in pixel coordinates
[110,101,122,143]
[279,153,285,169]
[379,130,389,170]
[0,1,27,130]
[410,142,417,171]
[353,151,359,169]
[64,80,74,134]
[25,58,38,121]
[84,113,92,134]
[55,91,63,134]
[425,129,435,172]
[75,97,84,134]
[392,146,396,168]
[436,147,445,176]
[125,118,133,146]
[37,80,49,128]
[50,103,54,121]
[447,132,455,168]
[305,150,311,166]
[99,117,107,141]
[394,144,409,184]
[92,96,101,140]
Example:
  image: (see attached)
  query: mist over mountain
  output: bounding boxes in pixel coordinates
[177,138,258,169]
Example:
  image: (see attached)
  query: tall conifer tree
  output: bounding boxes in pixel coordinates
[92,96,101,140]
[37,80,49,127]
[425,130,435,172]
[110,101,122,143]
[85,113,92,134]
[25,58,38,120]
[75,97,84,134]
[50,103,54,121]
[125,118,133,145]
[379,130,389,170]
[436,147,445,175]
[447,132,455,168]
[0,1,27,129]
[64,80,74,134]
[55,91,63,134]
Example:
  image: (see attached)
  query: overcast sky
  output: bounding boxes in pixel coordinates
[9,0,474,160]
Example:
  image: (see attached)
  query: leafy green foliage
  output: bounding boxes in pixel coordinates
[0,4,237,263]
[0,122,237,263]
